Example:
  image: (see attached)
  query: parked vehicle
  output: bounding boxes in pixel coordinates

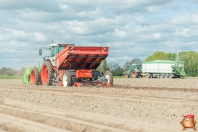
[126,60,187,78]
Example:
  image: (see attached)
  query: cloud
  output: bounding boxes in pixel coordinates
[1,0,198,69]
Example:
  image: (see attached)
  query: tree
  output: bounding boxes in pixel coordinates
[103,60,109,72]
[131,58,142,65]
[123,61,132,71]
[145,51,176,61]
[108,62,123,76]
[96,60,109,73]
[178,51,198,76]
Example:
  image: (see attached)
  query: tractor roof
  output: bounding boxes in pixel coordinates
[50,43,75,47]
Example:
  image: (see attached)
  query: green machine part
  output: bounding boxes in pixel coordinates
[23,67,32,84]
[23,67,41,84]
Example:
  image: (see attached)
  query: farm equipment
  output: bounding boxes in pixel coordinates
[126,64,142,78]
[126,60,187,78]
[23,44,113,87]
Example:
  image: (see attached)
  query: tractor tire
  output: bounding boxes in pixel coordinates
[132,71,139,78]
[104,71,113,85]
[62,71,72,87]
[127,73,130,78]
[30,67,41,85]
[41,61,53,86]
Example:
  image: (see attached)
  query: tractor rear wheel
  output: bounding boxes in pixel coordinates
[30,67,41,85]
[62,71,72,87]
[41,61,53,86]
[132,71,139,78]
[104,71,113,85]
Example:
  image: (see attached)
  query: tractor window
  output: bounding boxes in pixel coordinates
[131,65,136,69]
[58,46,65,53]
[50,47,57,57]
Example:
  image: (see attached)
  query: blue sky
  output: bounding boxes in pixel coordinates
[0,0,198,69]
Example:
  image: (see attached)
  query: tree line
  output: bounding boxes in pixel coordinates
[1,51,198,76]
[97,51,198,76]
[0,67,25,76]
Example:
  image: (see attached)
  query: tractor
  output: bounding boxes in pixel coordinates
[23,44,113,87]
[125,64,142,78]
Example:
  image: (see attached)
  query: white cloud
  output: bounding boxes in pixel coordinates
[1,0,198,69]
[32,32,47,42]
[60,4,68,10]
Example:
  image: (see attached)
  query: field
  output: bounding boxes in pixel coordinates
[0,76,22,79]
[0,78,198,132]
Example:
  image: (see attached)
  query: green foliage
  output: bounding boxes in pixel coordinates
[97,60,109,73]
[108,62,124,76]
[0,67,25,76]
[178,51,198,76]
[113,76,124,79]
[145,51,177,61]
[145,51,198,76]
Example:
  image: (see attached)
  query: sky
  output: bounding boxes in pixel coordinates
[1,0,198,70]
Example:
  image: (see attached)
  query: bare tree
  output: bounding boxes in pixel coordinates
[123,61,132,71]
[131,58,142,65]
[108,62,119,74]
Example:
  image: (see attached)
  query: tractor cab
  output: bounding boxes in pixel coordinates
[39,44,75,66]
[49,44,75,57]
[39,44,75,57]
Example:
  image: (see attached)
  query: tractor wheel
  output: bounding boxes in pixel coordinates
[132,71,139,78]
[104,71,113,85]
[41,61,53,86]
[62,71,72,87]
[30,67,41,85]
[127,73,130,78]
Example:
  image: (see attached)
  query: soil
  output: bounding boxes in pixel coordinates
[0,78,198,132]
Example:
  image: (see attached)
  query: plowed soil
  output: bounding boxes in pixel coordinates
[0,78,198,132]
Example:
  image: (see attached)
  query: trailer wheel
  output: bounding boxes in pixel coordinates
[148,73,152,78]
[104,71,113,85]
[62,71,72,87]
[30,67,41,85]
[164,73,169,78]
[160,73,164,78]
[167,74,170,78]
[41,61,53,86]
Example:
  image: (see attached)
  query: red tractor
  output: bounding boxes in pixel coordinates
[26,44,113,87]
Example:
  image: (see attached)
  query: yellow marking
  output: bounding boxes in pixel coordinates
[63,59,67,63]
[100,60,104,63]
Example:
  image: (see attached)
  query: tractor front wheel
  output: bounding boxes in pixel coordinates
[41,61,53,86]
[62,71,72,87]
[104,71,113,85]
[30,67,41,85]
[127,73,130,78]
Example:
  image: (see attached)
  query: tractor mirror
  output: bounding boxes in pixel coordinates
[39,49,42,56]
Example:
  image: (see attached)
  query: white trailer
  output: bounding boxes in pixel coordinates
[142,60,186,78]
